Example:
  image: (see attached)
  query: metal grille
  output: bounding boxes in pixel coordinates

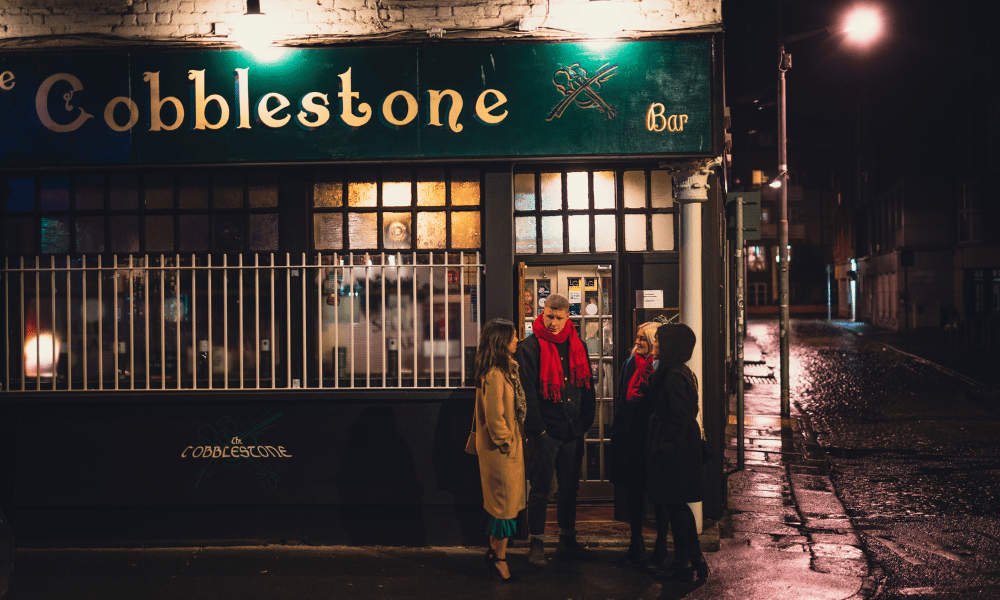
[3,252,482,392]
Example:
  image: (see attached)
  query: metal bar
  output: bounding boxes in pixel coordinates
[364,253,370,388]
[82,258,87,390]
[301,252,307,388]
[286,253,291,388]
[20,258,25,391]
[459,252,465,387]
[443,253,450,386]
[210,254,215,389]
[334,253,340,388]
[50,256,56,390]
[349,252,355,388]
[318,253,324,388]
[222,254,228,389]
[175,254,180,389]
[98,255,103,391]
[36,256,41,391]
[191,254,197,389]
[128,255,135,390]
[381,252,387,388]
[429,256,434,389]
[239,254,244,389]
[66,255,72,389]
[4,258,9,391]
[255,253,261,389]
[396,252,402,388]
[113,255,119,390]
[736,194,746,471]
[412,252,417,388]
[160,255,165,389]
[144,255,150,390]
[270,253,275,388]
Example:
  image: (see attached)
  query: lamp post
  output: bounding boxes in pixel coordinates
[775,7,882,418]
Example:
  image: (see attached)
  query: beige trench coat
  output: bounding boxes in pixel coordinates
[475,368,527,521]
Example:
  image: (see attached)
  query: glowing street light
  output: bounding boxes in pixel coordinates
[774,5,884,417]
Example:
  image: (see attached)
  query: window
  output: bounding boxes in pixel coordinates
[513,169,676,254]
[311,168,481,251]
[957,181,981,243]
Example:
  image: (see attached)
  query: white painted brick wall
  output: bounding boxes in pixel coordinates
[0,0,720,47]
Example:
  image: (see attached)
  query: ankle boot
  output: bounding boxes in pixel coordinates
[617,536,646,565]
[555,534,599,561]
[527,537,547,568]
[644,538,668,571]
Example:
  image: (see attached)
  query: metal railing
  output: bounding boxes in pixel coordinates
[3,252,482,393]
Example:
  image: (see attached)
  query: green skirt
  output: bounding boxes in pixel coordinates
[483,510,518,538]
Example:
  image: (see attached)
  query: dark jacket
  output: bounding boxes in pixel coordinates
[646,323,703,505]
[609,355,653,489]
[516,334,596,441]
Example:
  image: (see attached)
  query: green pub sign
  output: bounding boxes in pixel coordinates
[0,40,713,166]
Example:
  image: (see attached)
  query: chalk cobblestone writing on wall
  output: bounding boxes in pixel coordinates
[0,0,720,46]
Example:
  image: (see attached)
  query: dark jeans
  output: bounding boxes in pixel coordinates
[659,502,702,564]
[527,433,584,537]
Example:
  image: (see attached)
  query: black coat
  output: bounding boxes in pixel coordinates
[646,365,704,505]
[516,334,596,441]
[609,356,652,490]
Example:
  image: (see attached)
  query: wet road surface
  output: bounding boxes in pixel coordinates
[750,320,1000,599]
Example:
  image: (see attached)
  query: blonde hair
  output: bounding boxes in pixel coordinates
[631,321,659,357]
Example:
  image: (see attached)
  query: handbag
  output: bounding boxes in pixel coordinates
[464,408,478,455]
[700,435,715,465]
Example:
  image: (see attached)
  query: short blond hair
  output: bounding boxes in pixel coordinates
[632,321,659,357]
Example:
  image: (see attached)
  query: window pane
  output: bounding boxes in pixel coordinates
[625,214,646,251]
[383,212,412,249]
[179,171,207,209]
[110,173,139,209]
[594,215,616,252]
[568,215,590,252]
[623,171,645,209]
[249,172,279,208]
[214,215,244,251]
[541,172,561,211]
[110,216,140,252]
[145,216,174,252]
[41,178,70,211]
[313,174,343,208]
[417,212,446,249]
[514,173,535,211]
[214,170,243,208]
[7,178,35,212]
[41,217,70,253]
[75,176,104,210]
[180,215,209,251]
[515,216,536,253]
[652,213,674,251]
[145,172,174,209]
[76,216,104,253]
[567,171,588,211]
[541,216,562,253]
[249,214,279,251]
[417,170,446,206]
[314,213,343,250]
[593,171,615,209]
[4,217,35,253]
[349,212,378,248]
[451,169,480,206]
[348,171,377,207]
[451,211,480,248]
[383,169,412,207]
[651,171,673,208]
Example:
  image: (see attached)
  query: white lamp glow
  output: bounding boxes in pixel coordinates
[24,333,60,378]
[843,7,882,45]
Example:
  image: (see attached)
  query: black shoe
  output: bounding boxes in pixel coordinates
[692,554,709,581]
[617,541,646,566]
[486,549,518,582]
[555,535,600,561]
[643,539,668,571]
[527,537,547,568]
[653,561,694,582]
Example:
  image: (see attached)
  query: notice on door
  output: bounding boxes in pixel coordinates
[636,290,664,309]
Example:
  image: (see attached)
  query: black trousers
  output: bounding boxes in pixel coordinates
[527,434,584,537]
[659,502,702,564]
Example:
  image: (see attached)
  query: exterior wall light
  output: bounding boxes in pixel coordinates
[234,0,285,60]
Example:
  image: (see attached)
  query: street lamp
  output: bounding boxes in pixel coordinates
[776,6,882,417]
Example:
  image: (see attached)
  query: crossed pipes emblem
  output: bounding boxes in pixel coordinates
[547,62,619,121]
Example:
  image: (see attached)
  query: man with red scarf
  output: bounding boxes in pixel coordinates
[516,293,597,566]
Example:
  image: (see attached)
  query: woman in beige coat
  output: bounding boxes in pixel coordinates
[474,318,527,582]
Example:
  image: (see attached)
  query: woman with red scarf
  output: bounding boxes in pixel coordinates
[609,321,663,567]
[516,293,597,567]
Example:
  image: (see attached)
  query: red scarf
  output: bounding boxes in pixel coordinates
[533,313,591,402]
[626,353,654,403]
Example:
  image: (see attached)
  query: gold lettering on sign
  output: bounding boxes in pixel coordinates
[298,92,330,129]
[381,90,418,127]
[235,68,251,130]
[645,104,688,133]
[475,89,508,125]
[426,89,464,132]
[0,71,14,91]
[188,69,230,130]
[104,96,139,132]
[35,73,94,133]
[143,72,184,131]
[338,67,372,128]
[257,92,291,128]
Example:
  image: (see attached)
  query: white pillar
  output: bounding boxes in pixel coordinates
[667,157,720,534]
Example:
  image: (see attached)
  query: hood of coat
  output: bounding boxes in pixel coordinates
[656,323,696,367]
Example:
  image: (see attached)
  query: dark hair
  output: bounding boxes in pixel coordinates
[656,323,696,366]
[474,318,518,387]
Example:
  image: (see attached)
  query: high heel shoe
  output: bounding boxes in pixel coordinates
[485,549,518,582]
[692,555,709,581]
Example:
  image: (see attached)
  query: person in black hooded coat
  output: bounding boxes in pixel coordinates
[645,323,709,582]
